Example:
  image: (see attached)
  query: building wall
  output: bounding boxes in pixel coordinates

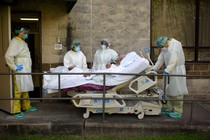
[69,0,151,63]
[11,0,69,65]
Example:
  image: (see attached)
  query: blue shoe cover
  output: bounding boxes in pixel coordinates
[14,112,24,118]
[161,111,172,115]
[161,108,172,115]
[27,106,37,112]
[169,112,182,118]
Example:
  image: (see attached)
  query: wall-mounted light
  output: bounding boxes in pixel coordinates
[20,18,39,21]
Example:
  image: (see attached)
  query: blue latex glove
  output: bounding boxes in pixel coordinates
[163,69,169,74]
[16,65,23,71]
[151,68,156,72]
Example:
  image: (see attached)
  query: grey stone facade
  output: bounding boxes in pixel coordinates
[69,0,151,62]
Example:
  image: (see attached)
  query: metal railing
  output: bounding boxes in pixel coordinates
[0,72,210,122]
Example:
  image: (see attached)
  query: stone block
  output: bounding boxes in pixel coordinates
[194,64,209,71]
[186,63,194,71]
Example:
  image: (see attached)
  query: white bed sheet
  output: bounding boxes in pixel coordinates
[43,52,149,90]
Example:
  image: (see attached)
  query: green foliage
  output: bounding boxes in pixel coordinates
[1,134,210,140]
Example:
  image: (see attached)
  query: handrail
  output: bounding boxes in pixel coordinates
[0,71,209,123]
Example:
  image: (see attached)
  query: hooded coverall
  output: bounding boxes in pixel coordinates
[153,38,188,114]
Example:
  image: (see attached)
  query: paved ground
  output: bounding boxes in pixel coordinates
[0,100,210,136]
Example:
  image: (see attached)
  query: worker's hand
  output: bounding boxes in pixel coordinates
[151,68,156,72]
[16,65,23,71]
[68,64,76,71]
[84,74,91,77]
[163,69,169,74]
[68,66,74,71]
[105,64,111,69]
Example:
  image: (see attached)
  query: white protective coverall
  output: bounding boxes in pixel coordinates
[5,37,34,92]
[153,38,188,113]
[92,47,118,71]
[63,50,87,70]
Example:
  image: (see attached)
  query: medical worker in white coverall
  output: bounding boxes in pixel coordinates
[63,40,88,71]
[5,27,37,118]
[92,38,118,71]
[152,36,188,118]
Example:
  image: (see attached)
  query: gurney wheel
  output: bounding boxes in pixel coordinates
[83,113,89,119]
[137,112,144,120]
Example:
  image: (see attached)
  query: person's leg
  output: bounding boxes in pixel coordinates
[13,80,24,118]
[21,92,31,111]
[173,95,184,114]
[162,95,173,115]
[168,95,183,118]
[21,92,37,112]
[13,89,22,114]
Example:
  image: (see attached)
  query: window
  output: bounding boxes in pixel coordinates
[151,0,210,62]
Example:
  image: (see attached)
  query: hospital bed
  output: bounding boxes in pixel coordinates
[43,52,163,119]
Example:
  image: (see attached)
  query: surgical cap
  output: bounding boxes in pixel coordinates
[156,36,169,48]
[71,40,80,49]
[102,38,111,46]
[15,27,25,34]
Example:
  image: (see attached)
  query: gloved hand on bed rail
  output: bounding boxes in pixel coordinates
[151,68,156,72]
[163,69,169,74]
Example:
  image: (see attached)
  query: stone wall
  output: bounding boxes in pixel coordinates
[68,0,151,62]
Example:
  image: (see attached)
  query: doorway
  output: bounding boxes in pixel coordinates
[11,11,42,98]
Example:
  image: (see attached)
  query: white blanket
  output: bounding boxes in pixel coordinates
[43,52,149,90]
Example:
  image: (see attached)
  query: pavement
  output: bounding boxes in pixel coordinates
[0,100,210,136]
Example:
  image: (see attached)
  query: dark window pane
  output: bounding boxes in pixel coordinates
[199,0,210,46]
[152,48,161,61]
[152,0,196,47]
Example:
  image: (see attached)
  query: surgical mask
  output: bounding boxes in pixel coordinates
[74,46,80,52]
[100,45,106,50]
[23,34,29,40]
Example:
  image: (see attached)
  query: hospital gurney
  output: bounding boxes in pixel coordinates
[72,70,163,119]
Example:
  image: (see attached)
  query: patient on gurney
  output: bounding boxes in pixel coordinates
[43,51,149,90]
[84,52,139,81]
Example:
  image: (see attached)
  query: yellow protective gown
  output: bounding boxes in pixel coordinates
[92,47,118,71]
[5,37,33,113]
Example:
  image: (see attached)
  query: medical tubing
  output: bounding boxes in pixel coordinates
[147,53,154,66]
